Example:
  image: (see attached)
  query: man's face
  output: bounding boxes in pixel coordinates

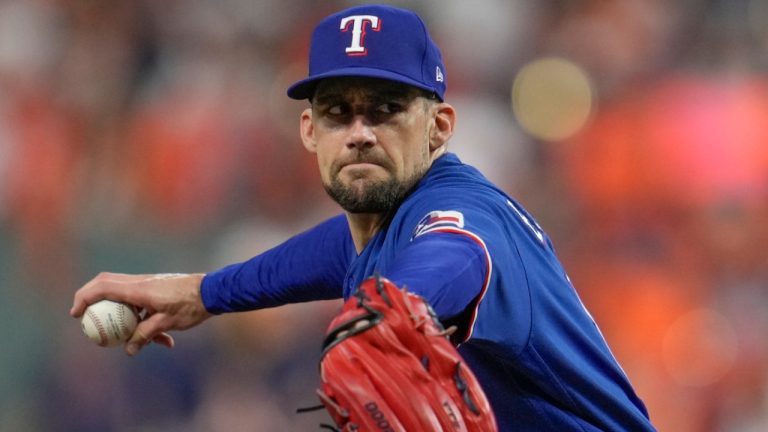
[303,77,436,214]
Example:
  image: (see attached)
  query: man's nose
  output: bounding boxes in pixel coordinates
[346,115,376,149]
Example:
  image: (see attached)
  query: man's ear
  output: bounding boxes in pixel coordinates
[430,102,456,152]
[300,108,316,153]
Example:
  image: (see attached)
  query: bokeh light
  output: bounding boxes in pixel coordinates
[511,57,594,142]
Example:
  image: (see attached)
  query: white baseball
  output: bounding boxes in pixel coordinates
[81,300,139,347]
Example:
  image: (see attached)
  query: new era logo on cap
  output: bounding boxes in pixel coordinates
[287,4,447,101]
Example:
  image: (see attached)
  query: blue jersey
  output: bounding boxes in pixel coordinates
[202,153,655,431]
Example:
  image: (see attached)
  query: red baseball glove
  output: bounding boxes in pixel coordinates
[314,275,497,431]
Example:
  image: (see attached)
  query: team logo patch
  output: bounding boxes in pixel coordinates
[412,210,465,240]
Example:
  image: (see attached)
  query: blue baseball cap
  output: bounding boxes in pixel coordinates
[287,4,447,101]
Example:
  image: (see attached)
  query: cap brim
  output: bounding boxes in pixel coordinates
[287,67,440,100]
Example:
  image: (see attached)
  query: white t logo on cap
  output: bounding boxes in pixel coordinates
[340,15,380,56]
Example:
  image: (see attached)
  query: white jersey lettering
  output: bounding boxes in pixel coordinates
[507,200,545,244]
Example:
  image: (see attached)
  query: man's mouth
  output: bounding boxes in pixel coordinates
[342,162,381,169]
[336,154,389,174]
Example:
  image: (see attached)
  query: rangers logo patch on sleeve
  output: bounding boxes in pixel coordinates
[411,210,465,240]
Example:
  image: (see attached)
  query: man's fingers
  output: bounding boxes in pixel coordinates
[125,314,168,356]
[70,273,152,317]
[71,272,207,354]
[152,332,175,349]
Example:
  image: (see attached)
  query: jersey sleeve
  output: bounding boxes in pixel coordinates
[385,231,488,324]
[384,196,497,342]
[200,214,353,314]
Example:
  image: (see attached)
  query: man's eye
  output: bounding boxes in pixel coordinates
[328,105,343,115]
[377,103,401,114]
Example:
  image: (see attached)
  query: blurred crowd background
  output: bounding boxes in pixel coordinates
[1,0,767,430]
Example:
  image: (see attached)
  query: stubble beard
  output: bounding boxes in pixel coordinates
[324,173,418,214]
[324,150,429,214]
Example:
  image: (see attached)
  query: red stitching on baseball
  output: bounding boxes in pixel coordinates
[87,309,108,346]
[116,304,125,336]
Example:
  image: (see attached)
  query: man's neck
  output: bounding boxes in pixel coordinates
[345,212,388,254]
[342,151,447,254]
